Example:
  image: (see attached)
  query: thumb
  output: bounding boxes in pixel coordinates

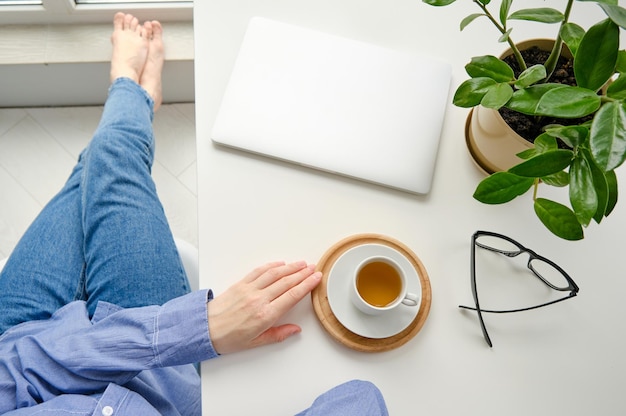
[252,324,302,348]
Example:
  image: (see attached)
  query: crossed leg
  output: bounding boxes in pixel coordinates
[0,13,186,334]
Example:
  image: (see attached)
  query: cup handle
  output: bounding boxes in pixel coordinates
[401,292,419,307]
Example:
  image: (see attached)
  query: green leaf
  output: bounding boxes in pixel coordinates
[534,198,584,240]
[605,170,619,216]
[538,87,601,118]
[541,171,570,187]
[616,51,626,73]
[460,13,486,30]
[422,0,457,6]
[508,150,574,177]
[465,55,515,82]
[453,77,497,107]
[607,73,626,100]
[514,64,547,88]
[515,133,558,161]
[473,172,534,204]
[581,149,609,223]
[576,0,617,5]
[533,133,558,153]
[516,148,536,160]
[578,0,616,4]
[560,23,585,57]
[499,0,512,26]
[498,28,513,43]
[599,4,626,29]
[481,83,513,109]
[575,18,619,91]
[569,153,597,227]
[508,8,564,24]
[517,133,558,160]
[507,83,567,115]
[545,125,589,148]
[590,101,626,171]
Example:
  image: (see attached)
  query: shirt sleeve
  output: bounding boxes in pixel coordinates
[295,380,389,416]
[1,289,218,409]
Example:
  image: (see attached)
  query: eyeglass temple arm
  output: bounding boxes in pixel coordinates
[459,292,577,314]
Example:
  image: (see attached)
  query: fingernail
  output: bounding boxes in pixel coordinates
[290,327,302,336]
[312,271,322,280]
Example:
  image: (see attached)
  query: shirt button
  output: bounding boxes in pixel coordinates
[102,406,114,416]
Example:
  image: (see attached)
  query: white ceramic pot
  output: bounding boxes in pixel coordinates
[465,106,533,174]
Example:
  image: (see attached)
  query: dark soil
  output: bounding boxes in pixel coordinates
[498,46,593,148]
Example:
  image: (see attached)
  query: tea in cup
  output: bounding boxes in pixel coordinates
[351,256,419,315]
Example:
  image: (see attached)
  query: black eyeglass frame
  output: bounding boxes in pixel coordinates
[460,230,579,347]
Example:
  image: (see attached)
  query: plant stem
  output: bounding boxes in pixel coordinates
[533,179,540,201]
[473,0,527,70]
[544,0,574,80]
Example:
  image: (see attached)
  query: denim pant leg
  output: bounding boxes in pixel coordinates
[80,78,190,316]
[0,78,190,334]
[0,163,86,334]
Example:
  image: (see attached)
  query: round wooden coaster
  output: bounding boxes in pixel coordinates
[311,233,432,352]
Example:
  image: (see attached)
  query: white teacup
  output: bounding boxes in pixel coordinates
[351,255,419,315]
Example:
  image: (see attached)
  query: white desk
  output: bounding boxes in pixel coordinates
[194,1,626,414]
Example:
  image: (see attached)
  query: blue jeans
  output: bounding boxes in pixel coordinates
[0,78,190,335]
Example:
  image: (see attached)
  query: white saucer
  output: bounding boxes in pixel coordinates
[327,243,422,339]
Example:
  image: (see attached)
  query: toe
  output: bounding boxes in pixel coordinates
[143,21,153,40]
[123,14,133,30]
[130,16,140,32]
[113,12,125,30]
[151,21,163,39]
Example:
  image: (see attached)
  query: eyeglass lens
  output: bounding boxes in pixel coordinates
[474,234,520,254]
[475,234,571,290]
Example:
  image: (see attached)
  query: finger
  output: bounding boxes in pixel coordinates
[241,261,286,284]
[250,324,302,348]
[263,263,316,300]
[270,270,322,313]
[253,260,309,289]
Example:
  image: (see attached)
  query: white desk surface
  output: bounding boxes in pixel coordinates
[194,1,626,414]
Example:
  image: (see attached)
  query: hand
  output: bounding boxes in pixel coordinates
[207,261,322,355]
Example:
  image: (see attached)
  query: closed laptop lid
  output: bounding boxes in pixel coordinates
[211,17,451,194]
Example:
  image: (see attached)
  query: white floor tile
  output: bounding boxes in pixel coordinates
[0,103,198,257]
[153,105,197,177]
[0,115,76,206]
[0,108,28,137]
[26,106,102,158]
[152,160,198,246]
[172,102,195,124]
[0,166,42,258]
[178,161,198,196]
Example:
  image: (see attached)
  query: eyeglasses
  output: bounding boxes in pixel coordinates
[459,230,579,347]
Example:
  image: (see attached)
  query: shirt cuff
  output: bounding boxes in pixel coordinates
[153,289,219,367]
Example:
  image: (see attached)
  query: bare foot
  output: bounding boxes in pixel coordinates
[110,12,149,84]
[140,20,165,111]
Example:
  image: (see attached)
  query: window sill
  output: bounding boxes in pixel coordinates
[0,22,194,107]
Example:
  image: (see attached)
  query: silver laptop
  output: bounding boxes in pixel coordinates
[211,17,451,194]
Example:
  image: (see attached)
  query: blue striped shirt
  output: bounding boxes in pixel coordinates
[0,289,217,415]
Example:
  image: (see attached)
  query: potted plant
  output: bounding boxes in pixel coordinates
[423,0,626,240]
